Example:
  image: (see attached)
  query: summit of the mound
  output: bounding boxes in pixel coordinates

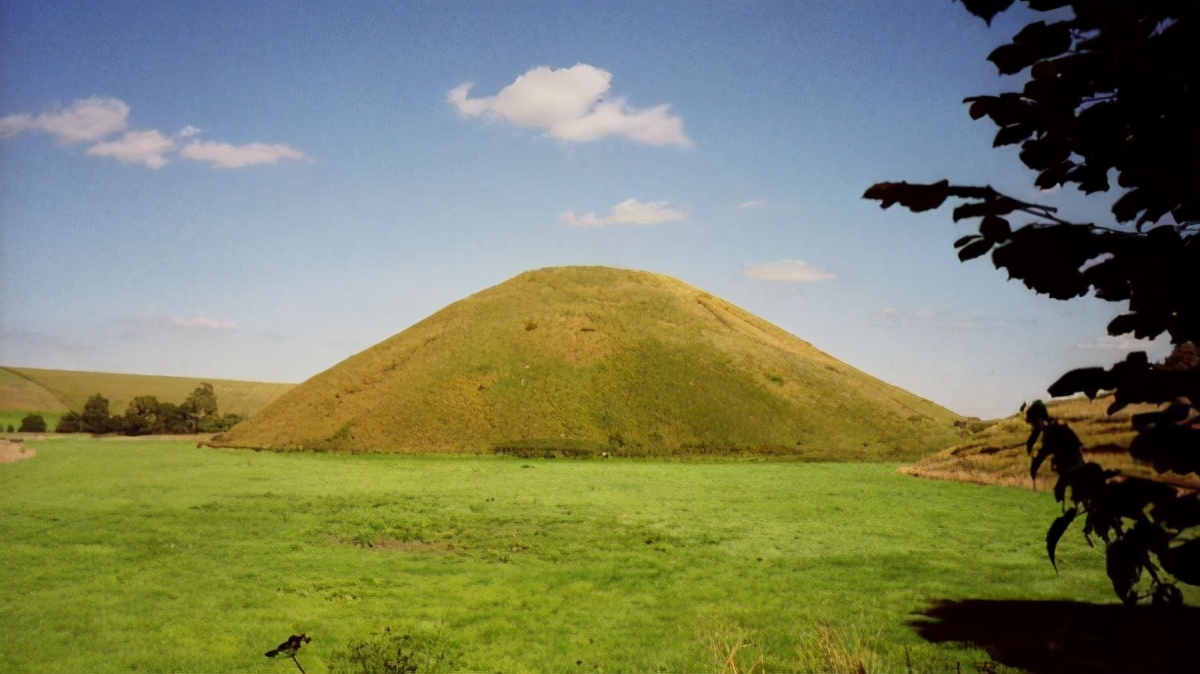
[219,266,964,458]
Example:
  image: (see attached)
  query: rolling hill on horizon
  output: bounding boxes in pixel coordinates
[0,366,295,429]
[218,266,966,459]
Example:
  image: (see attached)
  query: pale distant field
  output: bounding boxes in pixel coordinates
[0,366,293,430]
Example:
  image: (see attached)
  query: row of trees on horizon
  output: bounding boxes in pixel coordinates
[52,383,242,435]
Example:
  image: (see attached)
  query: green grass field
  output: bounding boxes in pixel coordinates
[0,437,1174,673]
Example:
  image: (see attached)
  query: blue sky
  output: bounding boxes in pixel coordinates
[0,0,1166,418]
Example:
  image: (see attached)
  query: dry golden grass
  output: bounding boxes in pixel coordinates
[0,366,293,419]
[901,395,1200,491]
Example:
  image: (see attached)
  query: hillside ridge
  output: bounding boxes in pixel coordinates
[220,266,965,459]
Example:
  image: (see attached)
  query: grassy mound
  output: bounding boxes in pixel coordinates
[220,266,964,459]
[0,366,294,430]
[902,395,1200,490]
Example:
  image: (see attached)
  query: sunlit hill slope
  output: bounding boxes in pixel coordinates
[219,266,965,459]
[0,366,294,429]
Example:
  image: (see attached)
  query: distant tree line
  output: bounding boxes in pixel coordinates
[54,383,242,435]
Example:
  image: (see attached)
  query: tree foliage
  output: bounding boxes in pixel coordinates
[81,394,113,434]
[51,384,241,436]
[18,414,47,433]
[865,0,1198,603]
[183,383,218,432]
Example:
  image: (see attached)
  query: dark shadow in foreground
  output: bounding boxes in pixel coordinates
[912,600,1200,673]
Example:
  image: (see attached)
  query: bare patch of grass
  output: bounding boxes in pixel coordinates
[794,621,880,674]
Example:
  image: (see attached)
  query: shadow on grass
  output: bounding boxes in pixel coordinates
[912,599,1200,673]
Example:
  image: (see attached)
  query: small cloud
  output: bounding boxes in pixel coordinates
[744,259,836,282]
[1,98,307,170]
[87,130,175,169]
[168,316,237,330]
[179,141,307,168]
[560,198,688,227]
[0,96,129,143]
[738,200,766,209]
[449,63,692,148]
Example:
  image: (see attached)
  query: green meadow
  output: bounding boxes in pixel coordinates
[0,437,1163,673]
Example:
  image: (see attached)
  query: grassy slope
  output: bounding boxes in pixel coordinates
[901,395,1200,489]
[0,366,294,428]
[223,266,964,459]
[1,437,1170,673]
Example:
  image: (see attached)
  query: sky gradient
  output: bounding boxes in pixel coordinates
[0,0,1166,418]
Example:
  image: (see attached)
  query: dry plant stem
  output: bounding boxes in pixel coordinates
[289,654,306,674]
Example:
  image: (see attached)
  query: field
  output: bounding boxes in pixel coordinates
[0,437,1188,673]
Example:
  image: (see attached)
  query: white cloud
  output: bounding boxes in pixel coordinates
[87,130,175,169]
[0,97,307,170]
[0,97,130,143]
[0,114,34,139]
[449,64,692,148]
[744,259,836,282]
[738,200,766,209]
[560,198,688,227]
[179,141,307,168]
[169,316,237,330]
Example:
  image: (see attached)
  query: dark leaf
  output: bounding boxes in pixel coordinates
[1031,442,1053,484]
[993,124,1035,147]
[1025,425,1043,455]
[964,95,996,120]
[979,215,1011,242]
[957,238,994,262]
[1010,21,1072,62]
[1106,539,1143,605]
[1152,534,1200,582]
[1046,509,1077,571]
[1128,427,1200,476]
[1053,472,1069,503]
[953,234,981,248]
[1034,161,1073,190]
[988,43,1037,76]
[862,180,950,212]
[1047,367,1108,399]
[1020,138,1070,171]
[958,0,1015,25]
[952,197,1021,221]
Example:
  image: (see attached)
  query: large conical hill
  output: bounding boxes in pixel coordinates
[219,266,964,459]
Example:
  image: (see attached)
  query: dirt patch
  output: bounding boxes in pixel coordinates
[0,440,35,464]
[371,537,456,553]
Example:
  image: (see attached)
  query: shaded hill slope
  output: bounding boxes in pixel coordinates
[0,366,294,425]
[901,395,1199,489]
[220,266,964,459]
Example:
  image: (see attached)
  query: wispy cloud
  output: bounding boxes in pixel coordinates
[738,200,766,209]
[179,141,307,168]
[560,198,688,227]
[86,130,175,169]
[0,97,306,169]
[744,259,836,282]
[1077,334,1164,351]
[168,316,237,330]
[449,64,692,148]
[0,96,130,143]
